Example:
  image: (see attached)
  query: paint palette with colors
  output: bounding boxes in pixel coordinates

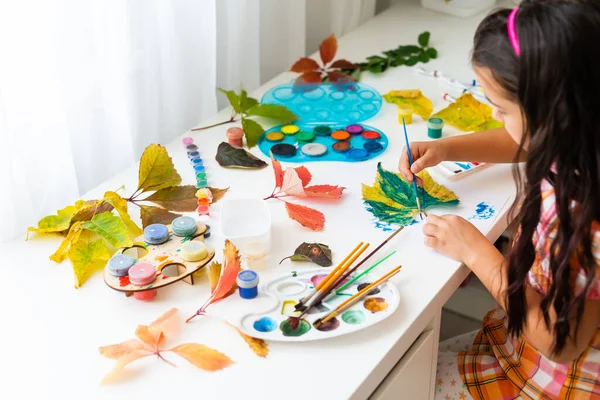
[238,268,400,342]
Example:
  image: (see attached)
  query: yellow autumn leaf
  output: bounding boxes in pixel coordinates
[137,144,182,193]
[49,221,84,263]
[432,93,503,132]
[383,89,433,120]
[208,261,222,293]
[170,343,234,371]
[68,236,111,288]
[103,191,143,237]
[224,321,269,358]
[418,170,459,203]
[26,200,87,238]
[81,212,132,249]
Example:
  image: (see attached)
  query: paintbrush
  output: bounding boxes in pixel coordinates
[402,116,426,220]
[314,265,402,329]
[322,250,397,302]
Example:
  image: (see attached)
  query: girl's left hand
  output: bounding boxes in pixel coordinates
[422,214,489,266]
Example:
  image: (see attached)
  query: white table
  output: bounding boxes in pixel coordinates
[1,2,515,399]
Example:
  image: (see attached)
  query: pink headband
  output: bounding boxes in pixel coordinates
[507,8,521,56]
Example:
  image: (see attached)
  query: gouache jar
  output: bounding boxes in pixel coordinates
[397,105,414,125]
[427,117,444,139]
[236,270,259,299]
[227,127,244,147]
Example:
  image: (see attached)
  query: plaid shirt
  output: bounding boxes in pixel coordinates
[458,180,600,399]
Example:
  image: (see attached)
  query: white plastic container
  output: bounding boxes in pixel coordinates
[221,198,272,257]
[421,0,496,17]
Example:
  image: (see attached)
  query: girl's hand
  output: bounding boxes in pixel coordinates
[422,214,491,266]
[398,141,447,185]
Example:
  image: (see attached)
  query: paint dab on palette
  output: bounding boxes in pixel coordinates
[253,317,278,332]
[469,202,496,220]
[315,317,339,332]
[357,282,380,296]
[280,319,311,337]
[341,310,366,325]
[310,274,350,287]
[364,297,388,313]
[281,300,301,316]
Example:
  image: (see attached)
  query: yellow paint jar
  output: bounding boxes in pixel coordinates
[397,104,414,125]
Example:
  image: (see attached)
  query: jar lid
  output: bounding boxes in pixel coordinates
[236,270,259,288]
[227,127,244,139]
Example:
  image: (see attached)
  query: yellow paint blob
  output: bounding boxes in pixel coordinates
[266,131,284,142]
[281,125,300,135]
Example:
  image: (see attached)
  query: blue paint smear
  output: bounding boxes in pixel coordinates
[374,221,394,232]
[470,202,496,220]
[253,317,278,332]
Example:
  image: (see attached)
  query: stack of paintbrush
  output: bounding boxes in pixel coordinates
[288,226,405,331]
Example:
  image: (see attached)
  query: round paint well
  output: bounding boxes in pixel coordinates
[281,124,300,135]
[253,317,278,332]
[280,319,311,337]
[363,141,383,153]
[266,131,284,142]
[346,124,364,135]
[364,297,388,313]
[332,141,350,153]
[346,148,369,161]
[331,130,350,141]
[341,310,366,325]
[313,125,332,136]
[271,143,297,157]
[276,281,306,296]
[301,143,327,157]
[357,282,380,296]
[315,317,340,332]
[296,131,315,143]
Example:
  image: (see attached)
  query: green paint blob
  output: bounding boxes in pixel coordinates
[291,271,297,277]
[279,319,311,336]
[341,310,366,325]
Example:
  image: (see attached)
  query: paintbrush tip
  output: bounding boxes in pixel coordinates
[313,319,323,329]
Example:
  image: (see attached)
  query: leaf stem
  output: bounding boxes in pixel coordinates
[185,311,205,323]
[156,352,177,367]
[191,116,239,131]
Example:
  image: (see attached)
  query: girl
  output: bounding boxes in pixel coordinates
[399,1,600,399]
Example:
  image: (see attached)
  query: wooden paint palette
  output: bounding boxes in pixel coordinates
[103,222,215,294]
[238,268,400,342]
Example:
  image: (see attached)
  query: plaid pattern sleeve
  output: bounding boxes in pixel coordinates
[458,180,600,400]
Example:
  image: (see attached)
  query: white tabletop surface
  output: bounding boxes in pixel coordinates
[1,1,515,399]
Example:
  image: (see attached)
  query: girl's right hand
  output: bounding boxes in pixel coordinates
[398,141,447,184]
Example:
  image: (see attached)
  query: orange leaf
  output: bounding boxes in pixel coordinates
[149,307,180,342]
[101,350,152,384]
[327,70,353,83]
[281,169,306,198]
[294,166,312,187]
[270,152,284,188]
[319,34,337,65]
[304,185,345,199]
[199,240,241,312]
[330,59,357,69]
[170,343,234,371]
[224,321,269,358]
[290,57,320,73]
[135,325,164,352]
[99,339,145,360]
[285,202,325,231]
[296,71,323,85]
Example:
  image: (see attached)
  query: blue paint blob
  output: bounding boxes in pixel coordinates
[253,317,278,332]
[471,202,496,220]
[374,221,394,232]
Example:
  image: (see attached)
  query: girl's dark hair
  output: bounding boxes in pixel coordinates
[472,0,600,355]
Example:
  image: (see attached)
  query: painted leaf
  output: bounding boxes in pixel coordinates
[239,89,258,112]
[49,221,83,263]
[217,88,242,113]
[81,212,132,248]
[139,205,181,228]
[270,152,284,188]
[149,308,180,342]
[241,117,264,149]
[224,321,269,358]
[330,59,357,70]
[294,166,312,187]
[208,261,222,293]
[99,339,145,360]
[137,144,182,193]
[280,242,332,267]
[101,350,152,385]
[215,142,268,169]
[290,57,320,73]
[103,191,143,237]
[383,90,433,121]
[206,187,229,204]
[296,71,323,85]
[319,34,337,65]
[285,202,325,231]
[245,104,298,124]
[362,163,459,225]
[68,237,110,288]
[142,185,198,212]
[27,202,85,237]
[169,343,234,371]
[432,93,503,132]
[304,185,345,199]
[281,169,306,198]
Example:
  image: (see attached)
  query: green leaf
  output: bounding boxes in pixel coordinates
[349,68,362,81]
[245,104,298,124]
[239,90,258,113]
[418,32,430,47]
[427,48,438,59]
[215,142,268,169]
[392,56,406,67]
[139,205,181,228]
[366,55,387,64]
[81,212,132,249]
[71,200,114,224]
[419,51,430,63]
[142,185,198,212]
[217,88,241,113]
[103,191,143,237]
[396,45,421,57]
[68,236,110,288]
[367,63,384,73]
[406,56,420,66]
[279,242,332,267]
[241,117,265,148]
[137,144,182,193]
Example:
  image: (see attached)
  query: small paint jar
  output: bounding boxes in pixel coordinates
[134,289,157,301]
[191,158,203,167]
[236,270,259,299]
[427,117,444,139]
[107,254,136,277]
[186,144,198,152]
[397,104,413,125]
[197,204,210,216]
[245,242,267,271]
[128,262,157,286]
[193,165,205,174]
[182,137,193,145]
[188,150,200,160]
[226,127,244,147]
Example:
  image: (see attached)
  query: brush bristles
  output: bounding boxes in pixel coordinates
[288,316,300,331]
[313,318,323,329]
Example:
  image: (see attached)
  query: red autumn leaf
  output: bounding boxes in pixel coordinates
[319,34,338,65]
[285,202,325,231]
[281,169,306,198]
[297,71,323,85]
[294,166,312,187]
[270,152,284,188]
[304,185,345,199]
[327,70,353,83]
[330,59,358,70]
[290,57,320,73]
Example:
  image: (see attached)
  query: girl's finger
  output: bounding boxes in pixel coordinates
[424,236,439,249]
[426,213,443,226]
[422,222,441,238]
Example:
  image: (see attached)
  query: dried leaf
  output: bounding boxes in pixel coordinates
[169,343,234,371]
[241,117,264,149]
[135,325,164,352]
[81,212,133,249]
[149,308,180,342]
[142,185,198,212]
[246,104,298,124]
[285,202,325,231]
[49,221,83,263]
[207,187,229,204]
[208,261,222,293]
[383,90,433,121]
[319,34,337,65]
[224,321,269,358]
[294,166,312,187]
[270,152,284,188]
[432,93,503,132]
[101,350,152,385]
[290,57,320,73]
[304,185,345,199]
[329,59,357,69]
[215,142,268,169]
[103,191,143,237]
[68,237,111,288]
[137,144,182,193]
[281,169,306,198]
[99,339,145,360]
[139,205,181,228]
[280,242,332,267]
[296,71,323,85]
[27,202,85,237]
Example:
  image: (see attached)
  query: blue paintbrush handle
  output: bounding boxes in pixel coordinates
[401,117,419,198]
